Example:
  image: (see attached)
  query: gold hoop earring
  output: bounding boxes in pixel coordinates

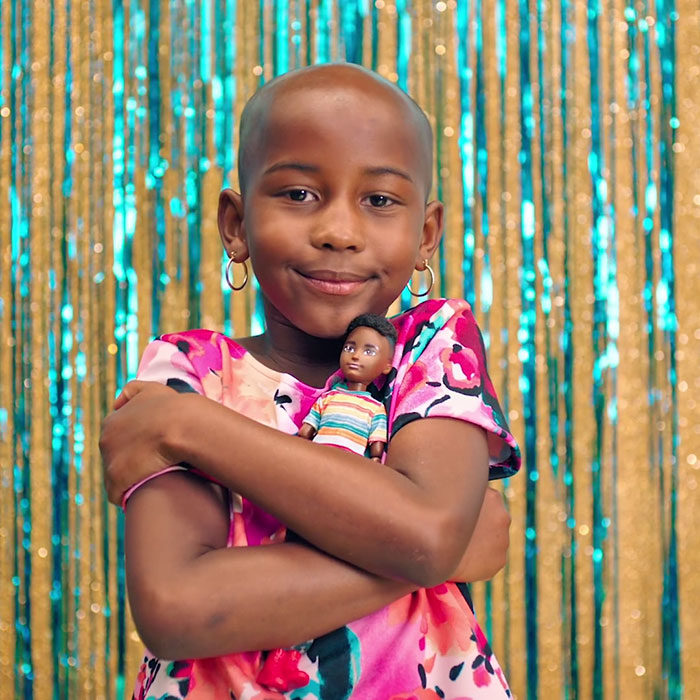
[225,253,249,291]
[406,261,434,297]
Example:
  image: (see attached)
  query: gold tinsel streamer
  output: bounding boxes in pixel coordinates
[0,1,698,698]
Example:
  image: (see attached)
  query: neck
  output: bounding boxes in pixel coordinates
[343,381,369,392]
[239,305,344,388]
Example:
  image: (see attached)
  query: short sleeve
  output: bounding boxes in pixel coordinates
[387,299,520,480]
[120,338,206,508]
[303,396,324,431]
[368,403,387,444]
[136,338,204,393]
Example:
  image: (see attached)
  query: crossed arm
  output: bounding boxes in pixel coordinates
[102,381,511,659]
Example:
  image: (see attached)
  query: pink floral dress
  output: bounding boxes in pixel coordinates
[129,298,521,699]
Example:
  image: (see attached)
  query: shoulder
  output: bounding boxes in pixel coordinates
[389,298,482,367]
[391,298,477,354]
[139,329,247,385]
[387,299,521,478]
[156,329,247,364]
[392,298,473,330]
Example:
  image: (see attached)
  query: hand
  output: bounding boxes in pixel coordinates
[450,486,511,582]
[100,380,184,505]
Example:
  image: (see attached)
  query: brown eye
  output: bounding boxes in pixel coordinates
[288,189,309,201]
[368,194,391,207]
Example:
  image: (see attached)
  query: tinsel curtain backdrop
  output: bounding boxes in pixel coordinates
[1,0,699,698]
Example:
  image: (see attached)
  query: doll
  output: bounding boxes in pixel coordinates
[256,313,396,692]
[297,312,397,461]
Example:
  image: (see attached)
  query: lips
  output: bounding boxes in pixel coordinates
[296,268,371,296]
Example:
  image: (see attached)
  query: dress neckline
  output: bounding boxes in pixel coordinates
[231,337,343,393]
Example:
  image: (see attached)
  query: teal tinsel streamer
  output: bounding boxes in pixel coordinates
[604,1,621,696]
[395,0,410,91]
[515,0,539,695]
[148,0,166,336]
[456,0,475,308]
[10,0,34,694]
[494,0,512,673]
[110,0,129,692]
[655,1,681,696]
[586,0,612,696]
[316,0,332,64]
[274,0,290,75]
[473,0,494,640]
[560,1,579,696]
[338,0,365,65]
[47,0,69,695]
[216,0,237,336]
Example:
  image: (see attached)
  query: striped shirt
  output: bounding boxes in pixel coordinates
[303,385,387,456]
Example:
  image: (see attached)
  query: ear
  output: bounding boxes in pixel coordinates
[381,363,392,376]
[218,188,249,260]
[416,200,444,266]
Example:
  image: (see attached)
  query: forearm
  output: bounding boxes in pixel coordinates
[125,471,415,660]
[133,541,413,660]
[171,394,488,586]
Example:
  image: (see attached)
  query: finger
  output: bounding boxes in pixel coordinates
[113,380,147,410]
[106,475,122,506]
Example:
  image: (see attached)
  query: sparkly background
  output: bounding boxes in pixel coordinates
[1,0,699,698]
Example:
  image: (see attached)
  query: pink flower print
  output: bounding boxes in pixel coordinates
[439,344,481,395]
[472,660,492,687]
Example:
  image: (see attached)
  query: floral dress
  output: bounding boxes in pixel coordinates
[128,298,521,700]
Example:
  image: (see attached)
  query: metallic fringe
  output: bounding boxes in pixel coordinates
[1,1,698,698]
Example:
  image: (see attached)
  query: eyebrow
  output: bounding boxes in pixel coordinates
[362,166,414,184]
[345,340,379,347]
[262,161,414,184]
[262,161,320,177]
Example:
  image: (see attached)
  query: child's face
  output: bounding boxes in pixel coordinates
[221,67,443,340]
[339,326,393,386]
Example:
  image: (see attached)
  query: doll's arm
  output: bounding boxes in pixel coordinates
[368,441,385,462]
[297,423,316,440]
[125,469,414,660]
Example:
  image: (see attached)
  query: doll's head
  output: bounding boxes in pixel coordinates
[218,63,444,340]
[339,313,397,389]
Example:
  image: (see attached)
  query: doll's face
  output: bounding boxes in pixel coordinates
[339,326,393,387]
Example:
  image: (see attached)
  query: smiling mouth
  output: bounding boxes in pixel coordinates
[296,269,370,296]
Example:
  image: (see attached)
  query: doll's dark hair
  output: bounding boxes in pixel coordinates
[345,313,398,349]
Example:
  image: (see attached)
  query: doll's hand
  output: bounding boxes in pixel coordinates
[450,487,511,582]
[100,380,185,505]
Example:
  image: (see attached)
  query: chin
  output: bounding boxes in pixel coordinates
[296,307,365,340]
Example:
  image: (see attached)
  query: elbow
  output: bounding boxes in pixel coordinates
[129,581,199,660]
[129,586,177,659]
[399,514,467,588]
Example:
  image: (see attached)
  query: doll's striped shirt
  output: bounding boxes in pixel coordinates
[302,385,387,455]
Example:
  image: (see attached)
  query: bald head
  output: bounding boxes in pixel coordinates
[237,64,434,197]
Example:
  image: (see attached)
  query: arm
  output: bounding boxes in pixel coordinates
[102,384,489,587]
[297,423,316,440]
[449,486,511,582]
[126,470,414,659]
[368,441,385,462]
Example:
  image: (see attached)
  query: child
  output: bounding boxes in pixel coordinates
[297,313,396,460]
[100,63,520,699]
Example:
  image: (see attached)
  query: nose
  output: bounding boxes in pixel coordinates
[309,199,365,252]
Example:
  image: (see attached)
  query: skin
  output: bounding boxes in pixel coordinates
[298,325,394,461]
[100,64,512,661]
